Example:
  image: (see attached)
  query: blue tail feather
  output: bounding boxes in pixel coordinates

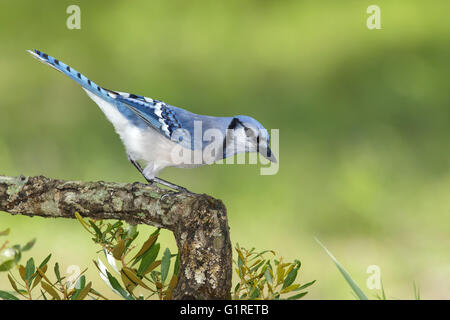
[27,49,176,135]
[27,49,114,102]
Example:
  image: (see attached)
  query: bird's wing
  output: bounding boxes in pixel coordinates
[112,94,183,140]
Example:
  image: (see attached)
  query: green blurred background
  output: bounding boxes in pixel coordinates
[0,0,449,299]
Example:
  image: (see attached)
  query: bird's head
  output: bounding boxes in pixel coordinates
[227,115,277,163]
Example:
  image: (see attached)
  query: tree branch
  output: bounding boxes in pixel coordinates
[0,174,232,300]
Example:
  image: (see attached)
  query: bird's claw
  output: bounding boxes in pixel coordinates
[160,187,195,200]
[160,193,171,201]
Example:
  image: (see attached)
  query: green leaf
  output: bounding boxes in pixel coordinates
[315,238,368,300]
[76,275,86,290]
[280,283,300,293]
[250,258,262,268]
[131,233,159,263]
[237,253,245,277]
[150,227,160,237]
[0,259,16,272]
[106,270,134,300]
[143,260,161,275]
[111,221,123,230]
[160,248,171,284]
[70,276,87,300]
[121,269,136,293]
[32,264,48,289]
[0,290,19,300]
[236,247,245,264]
[287,291,308,300]
[250,260,265,273]
[25,258,35,281]
[75,212,95,235]
[88,220,102,239]
[283,265,298,288]
[0,228,10,236]
[377,278,387,300]
[264,268,273,286]
[173,253,180,276]
[239,293,248,299]
[36,267,52,286]
[296,280,316,291]
[138,243,160,276]
[249,287,260,299]
[21,238,36,252]
[248,249,275,261]
[74,282,92,300]
[54,263,61,283]
[12,247,22,263]
[38,254,52,270]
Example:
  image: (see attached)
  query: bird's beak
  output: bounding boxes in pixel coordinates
[259,145,277,163]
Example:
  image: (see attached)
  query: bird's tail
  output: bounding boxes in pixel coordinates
[27,49,115,101]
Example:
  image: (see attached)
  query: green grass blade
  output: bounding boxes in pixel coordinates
[380,278,386,300]
[315,237,368,300]
[413,281,420,300]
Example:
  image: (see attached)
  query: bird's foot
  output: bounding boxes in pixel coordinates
[148,177,196,196]
[173,186,196,195]
[160,186,196,201]
[126,156,196,195]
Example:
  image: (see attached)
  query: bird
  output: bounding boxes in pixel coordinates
[27,49,277,193]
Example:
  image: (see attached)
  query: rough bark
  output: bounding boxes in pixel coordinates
[0,175,232,300]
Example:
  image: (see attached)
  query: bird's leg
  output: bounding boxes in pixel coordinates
[127,155,194,194]
[127,155,154,184]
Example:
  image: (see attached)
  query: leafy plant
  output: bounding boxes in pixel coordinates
[1,222,315,300]
[0,228,35,273]
[75,213,179,300]
[0,228,101,300]
[232,244,315,300]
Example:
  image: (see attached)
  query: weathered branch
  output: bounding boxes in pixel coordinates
[0,175,232,300]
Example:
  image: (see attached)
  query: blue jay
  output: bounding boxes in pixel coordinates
[27,49,277,192]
